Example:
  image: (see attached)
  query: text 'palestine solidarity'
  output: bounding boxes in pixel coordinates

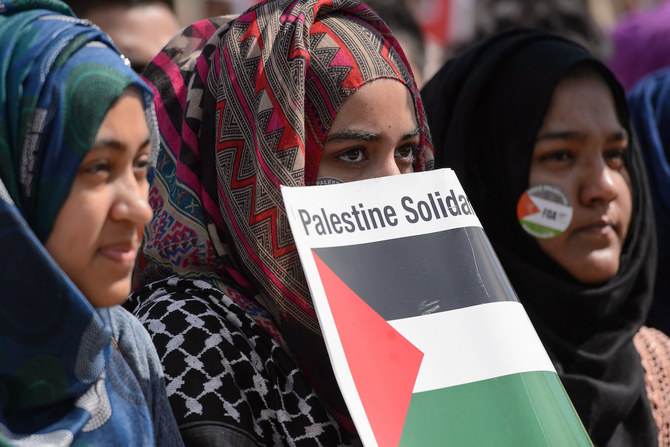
[298,189,474,236]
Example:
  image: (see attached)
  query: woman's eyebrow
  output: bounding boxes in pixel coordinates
[403,128,421,139]
[536,130,586,142]
[536,128,629,143]
[325,129,379,142]
[91,137,151,151]
[607,129,628,142]
[325,127,421,143]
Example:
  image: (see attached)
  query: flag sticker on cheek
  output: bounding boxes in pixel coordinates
[517,184,572,239]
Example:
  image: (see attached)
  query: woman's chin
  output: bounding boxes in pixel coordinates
[81,280,131,308]
[564,252,620,285]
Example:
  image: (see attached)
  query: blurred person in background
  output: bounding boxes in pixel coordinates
[363,0,427,86]
[66,0,181,73]
[607,0,670,91]
[628,69,670,337]
[446,0,611,61]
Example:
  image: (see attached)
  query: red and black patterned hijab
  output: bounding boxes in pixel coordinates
[136,0,431,423]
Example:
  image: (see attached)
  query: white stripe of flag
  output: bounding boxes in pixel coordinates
[388,301,555,393]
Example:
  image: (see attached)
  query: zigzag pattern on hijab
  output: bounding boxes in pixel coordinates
[134,0,432,425]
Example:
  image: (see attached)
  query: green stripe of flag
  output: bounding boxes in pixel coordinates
[400,370,591,446]
[520,220,562,238]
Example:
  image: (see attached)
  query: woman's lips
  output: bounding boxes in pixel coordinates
[575,218,615,236]
[99,242,138,264]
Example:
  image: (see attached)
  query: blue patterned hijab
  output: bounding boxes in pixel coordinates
[0,0,159,443]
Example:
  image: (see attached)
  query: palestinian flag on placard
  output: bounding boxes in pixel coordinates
[312,226,591,446]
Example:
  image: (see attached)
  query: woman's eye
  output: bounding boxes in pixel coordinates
[337,148,366,163]
[133,155,150,181]
[604,147,627,167]
[395,144,416,160]
[133,156,150,172]
[542,150,572,163]
[84,160,111,175]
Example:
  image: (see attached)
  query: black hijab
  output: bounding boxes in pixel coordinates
[422,29,657,446]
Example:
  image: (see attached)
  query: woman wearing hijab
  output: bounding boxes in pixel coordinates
[0,1,182,444]
[421,29,670,446]
[124,0,432,444]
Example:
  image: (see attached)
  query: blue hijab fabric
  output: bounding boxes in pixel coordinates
[628,68,670,334]
[0,0,171,444]
[0,0,155,241]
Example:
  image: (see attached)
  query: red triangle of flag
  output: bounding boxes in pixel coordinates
[516,191,541,220]
[312,250,424,447]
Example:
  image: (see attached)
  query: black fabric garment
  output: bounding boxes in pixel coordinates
[421,29,658,447]
[126,277,354,447]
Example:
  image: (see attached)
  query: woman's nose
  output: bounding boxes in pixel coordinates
[110,173,153,227]
[579,157,618,206]
[370,152,402,179]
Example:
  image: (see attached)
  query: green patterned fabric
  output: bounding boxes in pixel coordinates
[0,0,152,240]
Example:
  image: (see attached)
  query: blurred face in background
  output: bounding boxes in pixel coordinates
[85,3,180,73]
